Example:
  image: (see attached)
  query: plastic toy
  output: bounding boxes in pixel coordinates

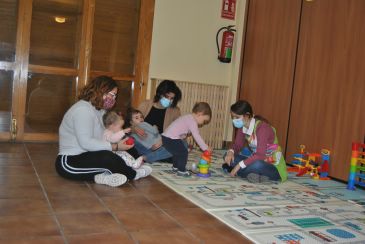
[125,137,135,145]
[288,145,330,180]
[197,150,212,177]
[347,142,365,190]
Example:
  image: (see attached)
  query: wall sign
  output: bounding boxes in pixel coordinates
[221,0,236,20]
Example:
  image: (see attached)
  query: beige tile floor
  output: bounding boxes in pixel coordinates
[0,142,252,243]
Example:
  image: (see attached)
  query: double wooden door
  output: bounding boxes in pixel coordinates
[0,0,154,142]
[239,0,365,181]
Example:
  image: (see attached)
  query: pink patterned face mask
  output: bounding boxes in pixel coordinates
[103,95,116,110]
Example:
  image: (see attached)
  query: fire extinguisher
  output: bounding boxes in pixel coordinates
[216,25,236,63]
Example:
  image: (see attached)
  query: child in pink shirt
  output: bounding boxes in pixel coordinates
[162,102,212,176]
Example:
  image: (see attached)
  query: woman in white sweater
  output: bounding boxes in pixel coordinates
[55,76,151,187]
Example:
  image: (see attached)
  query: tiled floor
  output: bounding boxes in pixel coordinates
[0,142,252,243]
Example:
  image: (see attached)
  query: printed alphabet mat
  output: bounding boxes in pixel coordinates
[150,149,365,243]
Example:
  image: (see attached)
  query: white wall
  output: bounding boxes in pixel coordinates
[148,0,247,142]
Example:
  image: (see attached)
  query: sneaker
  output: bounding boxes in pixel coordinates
[131,156,144,169]
[177,170,191,177]
[134,165,152,180]
[247,173,261,183]
[171,166,178,172]
[94,173,127,187]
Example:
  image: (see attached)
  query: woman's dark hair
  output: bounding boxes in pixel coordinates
[124,107,143,128]
[78,76,118,110]
[230,100,253,117]
[231,100,269,123]
[153,80,182,107]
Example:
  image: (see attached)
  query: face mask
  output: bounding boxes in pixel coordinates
[103,96,116,110]
[160,97,172,108]
[232,118,244,128]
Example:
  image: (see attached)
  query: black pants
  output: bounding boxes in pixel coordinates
[55,150,136,181]
[161,136,188,171]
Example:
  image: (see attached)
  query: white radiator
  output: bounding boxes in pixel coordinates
[151,79,229,149]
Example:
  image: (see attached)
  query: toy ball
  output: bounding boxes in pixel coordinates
[125,137,135,145]
[203,150,211,157]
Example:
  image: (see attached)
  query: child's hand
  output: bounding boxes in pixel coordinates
[133,126,147,138]
[151,138,162,150]
[123,128,132,134]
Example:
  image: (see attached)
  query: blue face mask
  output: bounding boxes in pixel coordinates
[232,118,244,128]
[160,97,172,108]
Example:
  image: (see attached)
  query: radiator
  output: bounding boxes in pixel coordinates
[151,79,229,149]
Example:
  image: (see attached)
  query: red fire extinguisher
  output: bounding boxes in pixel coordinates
[216,25,236,63]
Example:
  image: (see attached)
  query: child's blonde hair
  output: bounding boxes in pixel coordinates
[192,102,212,122]
[103,111,121,128]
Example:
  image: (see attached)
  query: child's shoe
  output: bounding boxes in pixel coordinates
[132,156,144,169]
[177,170,191,177]
[94,173,127,187]
[171,166,178,172]
[134,165,152,180]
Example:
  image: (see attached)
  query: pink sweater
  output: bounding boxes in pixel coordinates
[162,114,208,151]
[103,130,125,143]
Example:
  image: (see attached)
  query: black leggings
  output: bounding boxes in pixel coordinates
[55,150,136,181]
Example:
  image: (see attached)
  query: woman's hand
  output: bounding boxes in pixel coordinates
[133,126,147,138]
[224,150,234,165]
[151,138,162,150]
[230,164,241,177]
[117,138,134,151]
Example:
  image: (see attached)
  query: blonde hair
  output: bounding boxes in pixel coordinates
[102,111,121,128]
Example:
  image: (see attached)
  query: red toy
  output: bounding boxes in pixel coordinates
[125,137,135,145]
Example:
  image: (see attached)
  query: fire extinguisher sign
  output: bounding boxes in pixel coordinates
[221,0,236,20]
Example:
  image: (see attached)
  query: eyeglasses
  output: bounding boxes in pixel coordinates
[108,91,117,99]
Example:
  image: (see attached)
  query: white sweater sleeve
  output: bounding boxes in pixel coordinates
[73,106,111,152]
[59,101,114,155]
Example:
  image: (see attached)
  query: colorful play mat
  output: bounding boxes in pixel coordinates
[150,149,365,244]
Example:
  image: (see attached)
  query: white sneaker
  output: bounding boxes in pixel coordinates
[131,156,144,169]
[94,173,127,187]
[134,165,152,180]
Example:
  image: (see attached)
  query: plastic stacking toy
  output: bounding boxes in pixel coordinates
[288,145,330,180]
[197,150,212,177]
[347,142,365,190]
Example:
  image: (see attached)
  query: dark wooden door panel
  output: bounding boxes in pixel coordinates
[239,0,302,148]
[287,0,365,181]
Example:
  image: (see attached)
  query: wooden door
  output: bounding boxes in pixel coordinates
[238,0,302,148]
[0,0,154,142]
[286,0,365,181]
